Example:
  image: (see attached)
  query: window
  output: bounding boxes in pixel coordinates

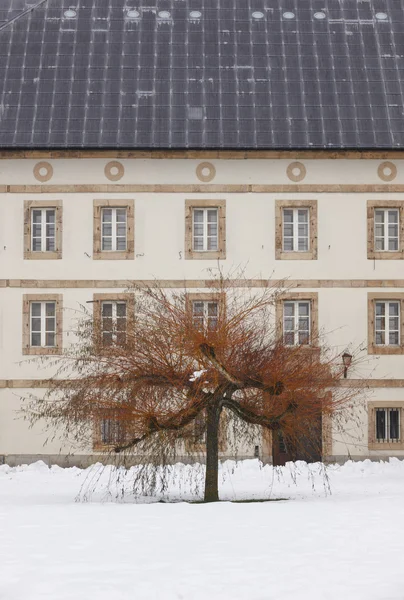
[275,200,317,260]
[374,209,399,251]
[283,300,311,346]
[368,402,404,450]
[32,208,56,252]
[100,419,124,446]
[376,408,400,443]
[101,301,127,345]
[282,208,309,252]
[374,301,400,346]
[93,294,134,345]
[93,200,134,260]
[23,294,63,355]
[24,200,62,259]
[30,301,56,348]
[192,299,219,331]
[185,200,226,259]
[101,207,127,251]
[276,293,318,347]
[368,294,404,355]
[367,201,404,260]
[193,208,218,252]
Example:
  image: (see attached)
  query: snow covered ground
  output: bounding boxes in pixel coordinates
[1,459,404,600]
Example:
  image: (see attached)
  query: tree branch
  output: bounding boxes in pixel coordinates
[199,343,284,395]
[222,397,297,430]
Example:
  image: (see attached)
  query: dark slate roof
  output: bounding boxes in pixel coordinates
[0,0,404,149]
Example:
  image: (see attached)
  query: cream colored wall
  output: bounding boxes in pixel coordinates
[0,156,404,463]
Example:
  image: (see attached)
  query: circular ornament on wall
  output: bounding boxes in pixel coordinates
[33,161,53,182]
[286,161,306,182]
[196,162,216,183]
[104,161,125,182]
[377,161,397,182]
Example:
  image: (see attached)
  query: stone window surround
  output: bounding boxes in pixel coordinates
[22,294,63,355]
[24,200,62,260]
[367,293,404,355]
[93,199,135,260]
[185,199,226,260]
[275,199,318,260]
[367,200,404,260]
[275,292,319,347]
[368,401,404,451]
[92,293,135,343]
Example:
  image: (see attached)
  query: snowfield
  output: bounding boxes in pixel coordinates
[1,459,404,600]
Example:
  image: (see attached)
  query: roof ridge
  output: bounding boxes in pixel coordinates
[0,0,47,33]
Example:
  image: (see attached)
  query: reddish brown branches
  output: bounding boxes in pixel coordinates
[24,274,362,502]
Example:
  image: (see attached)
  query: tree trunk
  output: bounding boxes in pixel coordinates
[204,400,222,502]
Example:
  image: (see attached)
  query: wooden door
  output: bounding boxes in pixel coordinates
[272,413,323,466]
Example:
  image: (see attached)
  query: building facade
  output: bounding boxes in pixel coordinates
[0,151,404,465]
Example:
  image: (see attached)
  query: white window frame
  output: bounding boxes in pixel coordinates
[100,418,124,445]
[375,408,401,443]
[31,207,56,252]
[30,301,57,348]
[192,300,219,330]
[374,300,400,346]
[282,207,310,253]
[101,301,127,344]
[101,207,127,252]
[192,207,219,252]
[374,208,400,252]
[283,300,311,346]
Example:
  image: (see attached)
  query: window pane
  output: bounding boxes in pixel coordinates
[116,209,126,222]
[298,209,308,223]
[207,237,218,251]
[389,331,399,345]
[193,237,204,251]
[45,303,55,317]
[193,209,204,223]
[31,332,41,346]
[46,210,55,224]
[375,331,385,345]
[45,332,55,347]
[32,224,42,237]
[207,223,217,237]
[283,238,293,251]
[46,237,55,252]
[283,209,293,223]
[388,210,398,224]
[207,302,218,316]
[192,301,204,316]
[116,303,126,318]
[102,303,113,317]
[283,223,293,237]
[32,210,42,224]
[298,302,310,316]
[102,209,112,222]
[375,238,384,251]
[375,210,385,224]
[298,238,308,251]
[284,302,294,317]
[284,332,295,346]
[102,223,112,237]
[31,303,41,317]
[375,303,385,316]
[388,238,398,251]
[376,409,386,440]
[207,209,217,223]
[102,238,112,251]
[116,238,126,251]
[298,331,310,345]
[390,410,400,440]
[116,223,126,237]
[298,224,308,237]
[102,332,113,345]
[31,317,41,332]
[284,317,294,331]
[45,317,55,332]
[389,303,399,317]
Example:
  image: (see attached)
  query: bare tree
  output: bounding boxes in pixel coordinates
[25,277,360,502]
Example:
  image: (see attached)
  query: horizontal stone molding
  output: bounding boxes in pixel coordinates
[2,279,404,289]
[2,378,404,389]
[1,150,404,160]
[6,184,404,193]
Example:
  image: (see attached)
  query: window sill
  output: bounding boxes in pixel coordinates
[369,441,404,451]
[22,346,62,356]
[275,250,317,260]
[185,250,226,260]
[93,250,134,260]
[368,251,404,260]
[24,251,62,260]
[368,344,404,355]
